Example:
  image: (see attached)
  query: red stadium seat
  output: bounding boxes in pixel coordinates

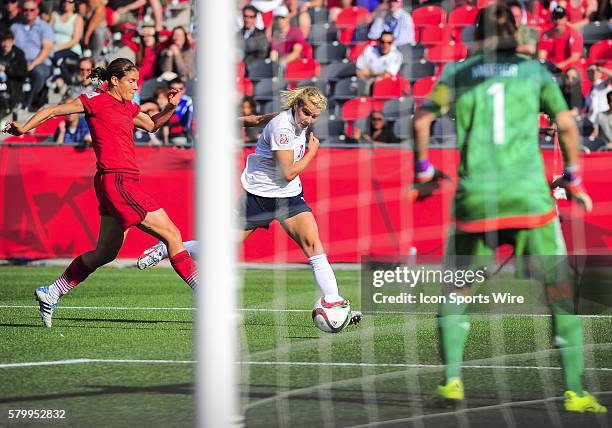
[4,134,44,143]
[285,58,320,82]
[477,0,495,9]
[590,40,612,65]
[302,41,314,60]
[372,76,411,99]
[419,23,453,46]
[336,6,371,44]
[412,76,438,99]
[426,41,468,63]
[236,76,253,96]
[261,10,274,29]
[237,61,246,78]
[348,40,376,62]
[448,5,478,27]
[341,97,384,121]
[33,116,64,136]
[412,5,446,27]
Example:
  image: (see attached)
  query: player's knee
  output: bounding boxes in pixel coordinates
[302,237,323,256]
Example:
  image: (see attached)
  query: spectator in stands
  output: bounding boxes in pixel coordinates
[593,0,611,21]
[585,63,612,127]
[561,67,585,117]
[63,57,96,101]
[508,0,538,57]
[356,31,402,86]
[154,85,192,146]
[353,109,398,144]
[538,7,583,69]
[159,26,195,80]
[108,0,163,33]
[329,0,353,23]
[0,0,24,34]
[11,0,55,111]
[269,5,307,65]
[134,99,163,146]
[239,4,269,65]
[168,77,193,133]
[241,96,262,142]
[82,0,108,64]
[555,0,598,29]
[136,25,158,84]
[54,112,91,145]
[0,30,26,117]
[590,91,612,149]
[49,0,84,90]
[368,0,415,47]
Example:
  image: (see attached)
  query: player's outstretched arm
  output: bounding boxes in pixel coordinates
[2,99,84,136]
[553,110,593,212]
[240,112,278,128]
[135,88,183,132]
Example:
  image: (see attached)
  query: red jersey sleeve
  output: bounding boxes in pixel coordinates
[131,101,141,118]
[79,90,103,116]
[569,29,583,57]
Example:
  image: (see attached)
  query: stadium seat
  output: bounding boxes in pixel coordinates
[302,41,314,60]
[348,40,377,62]
[400,59,436,82]
[322,60,357,81]
[412,76,438,99]
[419,23,453,46]
[476,0,495,8]
[383,96,414,120]
[371,76,411,99]
[246,59,278,81]
[260,99,283,114]
[432,115,456,145]
[308,23,338,45]
[285,58,320,82]
[589,40,612,65]
[392,116,412,140]
[335,6,371,45]
[411,5,446,27]
[398,43,427,63]
[236,60,246,78]
[426,41,468,64]
[581,22,612,46]
[331,76,368,101]
[448,5,478,27]
[139,78,162,101]
[4,134,43,143]
[312,114,346,140]
[33,116,64,137]
[341,97,384,121]
[294,77,327,93]
[236,76,254,96]
[253,78,279,101]
[309,6,329,24]
[315,42,348,64]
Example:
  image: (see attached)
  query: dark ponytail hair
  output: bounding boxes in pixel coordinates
[90,58,138,87]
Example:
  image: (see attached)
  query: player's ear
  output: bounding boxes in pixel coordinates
[110,75,119,87]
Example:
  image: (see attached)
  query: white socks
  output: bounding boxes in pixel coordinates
[309,254,342,303]
[183,240,198,259]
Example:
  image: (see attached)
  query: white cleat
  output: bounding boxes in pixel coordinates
[34,286,58,328]
[137,241,166,270]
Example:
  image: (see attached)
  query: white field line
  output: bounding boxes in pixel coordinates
[0,305,610,318]
[344,392,612,428]
[1,359,612,372]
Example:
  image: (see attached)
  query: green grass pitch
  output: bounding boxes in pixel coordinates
[0,266,611,427]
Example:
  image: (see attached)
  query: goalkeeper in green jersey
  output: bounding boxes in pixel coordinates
[412,4,606,413]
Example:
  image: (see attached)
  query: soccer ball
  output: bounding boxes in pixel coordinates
[312,297,351,333]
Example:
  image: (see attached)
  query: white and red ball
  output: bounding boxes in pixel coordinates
[312,297,351,333]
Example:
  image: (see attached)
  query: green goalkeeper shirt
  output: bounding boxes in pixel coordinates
[423,52,569,232]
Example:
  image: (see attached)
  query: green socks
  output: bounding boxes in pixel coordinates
[438,302,470,382]
[552,299,584,395]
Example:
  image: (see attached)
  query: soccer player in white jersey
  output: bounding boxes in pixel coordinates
[138,87,361,321]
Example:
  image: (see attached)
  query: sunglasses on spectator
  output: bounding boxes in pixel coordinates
[380,39,393,45]
[371,117,384,121]
[23,8,37,12]
[80,67,92,71]
[243,14,256,18]
[7,0,18,4]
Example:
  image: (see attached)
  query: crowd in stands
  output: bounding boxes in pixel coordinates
[0,0,195,146]
[237,0,611,149]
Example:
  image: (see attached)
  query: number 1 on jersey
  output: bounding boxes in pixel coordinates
[487,83,505,145]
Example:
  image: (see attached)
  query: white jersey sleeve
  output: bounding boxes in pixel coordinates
[241,109,306,198]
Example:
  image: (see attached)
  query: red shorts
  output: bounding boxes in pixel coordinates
[94,172,160,230]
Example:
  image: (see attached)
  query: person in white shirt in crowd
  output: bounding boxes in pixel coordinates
[356,31,402,86]
[368,0,415,47]
[585,64,612,129]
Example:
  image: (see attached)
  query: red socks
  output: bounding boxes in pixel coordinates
[170,250,199,290]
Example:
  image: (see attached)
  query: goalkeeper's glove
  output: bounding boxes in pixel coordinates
[551,166,593,213]
[411,159,448,201]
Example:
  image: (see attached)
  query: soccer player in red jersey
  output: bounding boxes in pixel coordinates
[3,58,198,327]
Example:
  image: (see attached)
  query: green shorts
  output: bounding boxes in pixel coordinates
[446,217,568,285]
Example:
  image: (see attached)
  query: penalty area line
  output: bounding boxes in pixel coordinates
[1,359,611,372]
